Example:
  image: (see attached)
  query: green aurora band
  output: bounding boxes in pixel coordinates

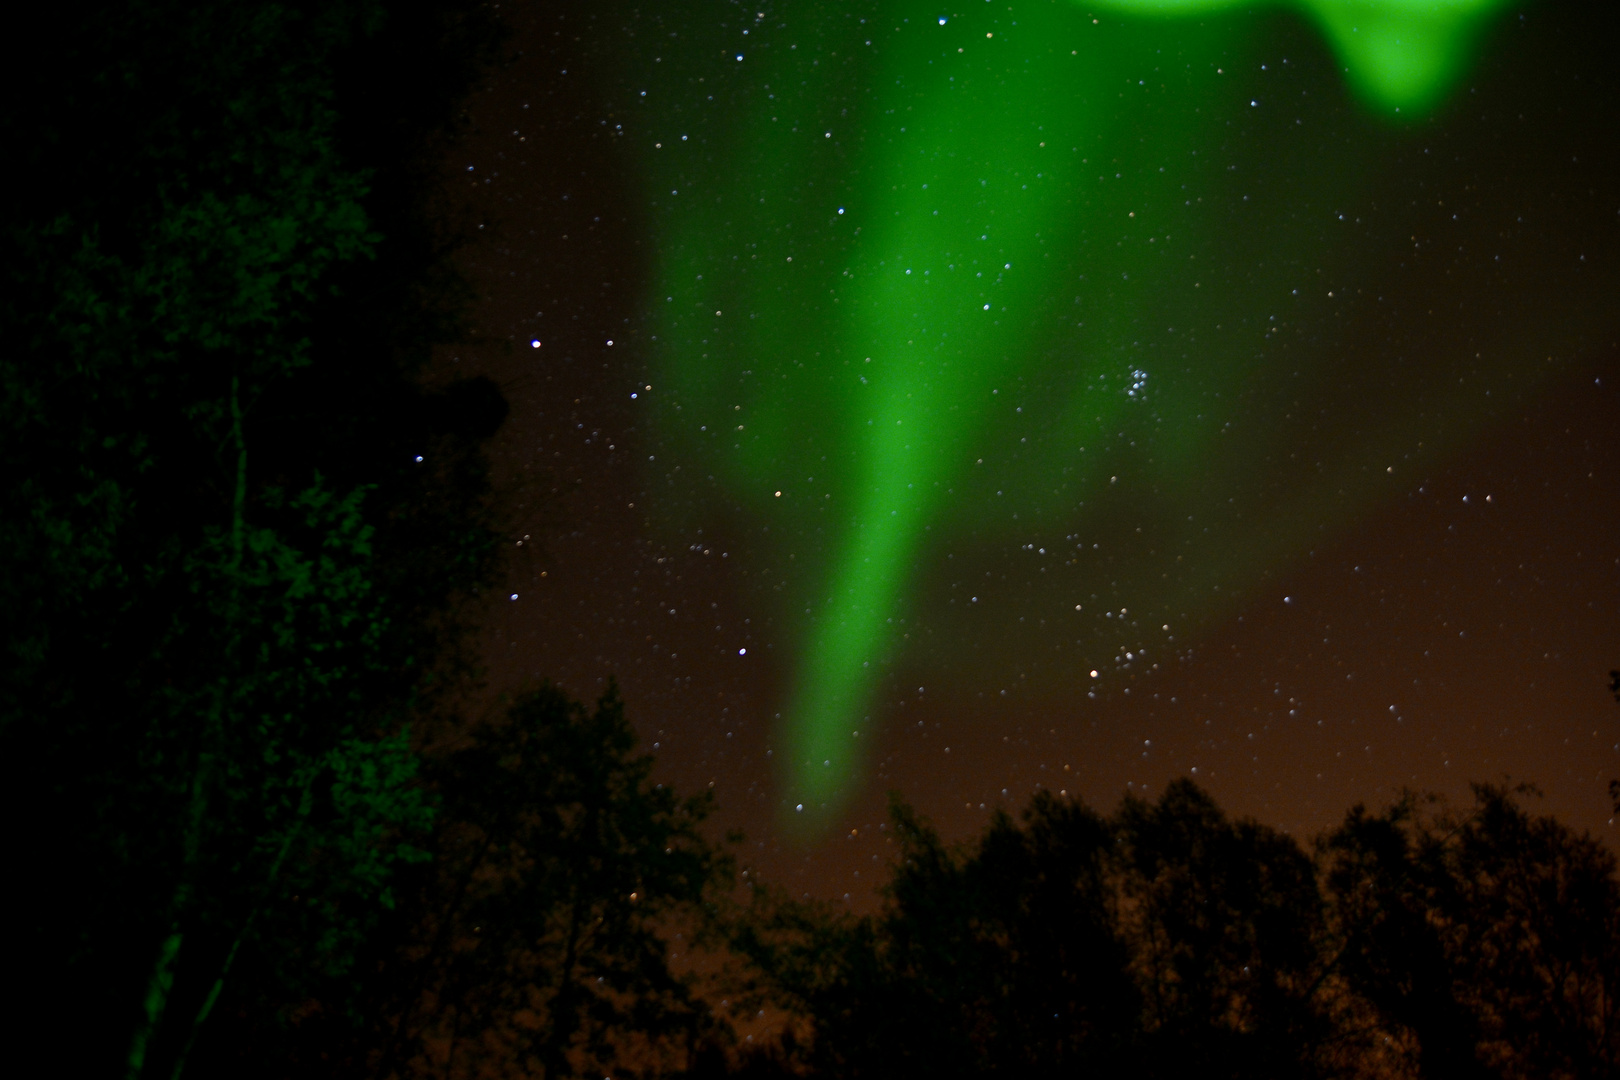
[627,0,1583,825]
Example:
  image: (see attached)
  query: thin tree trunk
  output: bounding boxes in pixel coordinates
[126,931,185,1080]
[539,882,591,1080]
[378,831,498,1078]
[542,799,605,1080]
[167,777,313,1080]
[125,375,249,1080]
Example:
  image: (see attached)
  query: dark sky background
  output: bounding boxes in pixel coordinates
[438,0,1619,909]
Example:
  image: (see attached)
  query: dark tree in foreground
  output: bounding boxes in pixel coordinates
[731,793,1137,1078]
[354,684,734,1080]
[734,782,1338,1079]
[1323,783,1620,1079]
[0,2,503,1076]
[1114,782,1336,1077]
[734,780,1620,1080]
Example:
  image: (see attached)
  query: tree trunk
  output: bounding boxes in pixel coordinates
[124,375,249,1080]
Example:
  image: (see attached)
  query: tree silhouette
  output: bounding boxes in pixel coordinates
[0,2,503,1075]
[363,684,733,1080]
[736,782,1342,1079]
[1113,780,1337,1078]
[737,780,1620,1080]
[1322,783,1620,1078]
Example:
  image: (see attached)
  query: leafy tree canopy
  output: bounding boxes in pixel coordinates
[1,1,505,1075]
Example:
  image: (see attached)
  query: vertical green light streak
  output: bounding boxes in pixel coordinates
[640,0,1513,825]
[786,0,1112,809]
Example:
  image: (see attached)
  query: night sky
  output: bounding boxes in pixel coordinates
[442,0,1619,907]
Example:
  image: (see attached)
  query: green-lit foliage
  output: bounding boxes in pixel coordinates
[0,1,502,1075]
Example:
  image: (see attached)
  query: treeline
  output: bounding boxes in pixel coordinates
[728,780,1620,1080]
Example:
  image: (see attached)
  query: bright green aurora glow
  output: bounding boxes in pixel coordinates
[633,0,1540,826]
[1093,0,1508,113]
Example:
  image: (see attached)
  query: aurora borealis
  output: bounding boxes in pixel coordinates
[1095,0,1511,114]
[458,0,1618,883]
[629,0,1576,818]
